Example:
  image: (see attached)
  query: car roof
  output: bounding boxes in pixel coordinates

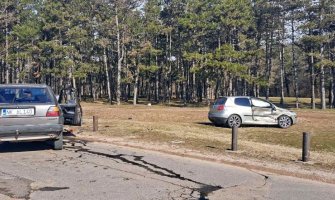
[0,84,49,88]
[217,96,253,99]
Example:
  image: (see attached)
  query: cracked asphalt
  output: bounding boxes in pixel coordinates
[0,139,334,200]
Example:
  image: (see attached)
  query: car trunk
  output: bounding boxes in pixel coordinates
[210,97,227,113]
[60,104,76,115]
[0,104,57,126]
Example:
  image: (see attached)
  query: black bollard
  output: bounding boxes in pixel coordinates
[302,132,311,162]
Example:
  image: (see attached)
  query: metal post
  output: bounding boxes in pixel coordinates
[93,116,98,132]
[302,132,311,162]
[232,126,238,151]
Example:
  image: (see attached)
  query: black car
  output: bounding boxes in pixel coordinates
[58,88,82,126]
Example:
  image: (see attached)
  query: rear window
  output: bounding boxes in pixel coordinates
[234,98,251,107]
[0,87,54,104]
[214,97,227,105]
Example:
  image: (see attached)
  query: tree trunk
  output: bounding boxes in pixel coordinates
[310,50,316,109]
[332,67,335,108]
[103,48,111,102]
[320,65,326,109]
[168,32,172,103]
[133,62,139,106]
[15,51,19,83]
[5,5,9,84]
[155,36,159,103]
[228,73,233,96]
[319,7,326,109]
[186,64,190,102]
[265,24,273,101]
[329,68,333,109]
[291,18,299,108]
[115,7,123,106]
[280,43,285,106]
[279,20,285,106]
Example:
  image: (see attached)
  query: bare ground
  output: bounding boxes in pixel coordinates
[68,102,335,184]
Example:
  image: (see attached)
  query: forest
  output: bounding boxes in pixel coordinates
[0,0,334,109]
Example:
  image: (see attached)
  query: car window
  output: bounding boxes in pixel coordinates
[59,89,77,104]
[214,97,227,105]
[251,98,271,108]
[234,98,251,107]
[0,87,54,104]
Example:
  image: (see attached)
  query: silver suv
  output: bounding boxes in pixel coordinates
[0,84,64,150]
[208,96,297,128]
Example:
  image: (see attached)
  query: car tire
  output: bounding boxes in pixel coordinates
[227,114,241,128]
[278,115,292,128]
[53,132,63,150]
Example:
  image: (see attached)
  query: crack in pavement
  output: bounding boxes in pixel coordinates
[64,144,223,198]
[37,187,70,192]
[248,169,270,188]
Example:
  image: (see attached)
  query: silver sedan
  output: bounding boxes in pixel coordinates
[0,84,64,150]
[208,96,297,128]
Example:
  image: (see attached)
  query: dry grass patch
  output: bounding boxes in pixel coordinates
[78,101,335,171]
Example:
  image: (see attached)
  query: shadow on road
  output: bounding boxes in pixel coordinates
[0,141,52,153]
[0,129,77,153]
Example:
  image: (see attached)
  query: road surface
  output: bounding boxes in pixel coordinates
[0,137,334,200]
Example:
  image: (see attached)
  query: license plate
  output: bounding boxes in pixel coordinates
[1,108,35,117]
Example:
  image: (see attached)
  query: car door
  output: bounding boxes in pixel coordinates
[233,97,253,123]
[250,98,276,124]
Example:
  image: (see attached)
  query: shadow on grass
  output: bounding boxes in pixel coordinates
[196,122,216,127]
[195,122,280,129]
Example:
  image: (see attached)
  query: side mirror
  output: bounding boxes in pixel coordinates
[56,95,60,101]
[272,105,276,111]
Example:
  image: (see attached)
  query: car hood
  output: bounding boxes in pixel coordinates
[275,106,296,116]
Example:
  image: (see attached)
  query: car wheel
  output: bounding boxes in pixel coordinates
[278,115,292,128]
[53,132,63,150]
[227,114,241,128]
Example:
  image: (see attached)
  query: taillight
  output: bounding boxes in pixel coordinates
[217,105,224,111]
[46,106,60,117]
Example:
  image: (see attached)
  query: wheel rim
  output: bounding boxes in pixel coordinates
[228,115,241,127]
[279,116,291,128]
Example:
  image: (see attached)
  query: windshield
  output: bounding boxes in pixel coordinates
[0,87,54,104]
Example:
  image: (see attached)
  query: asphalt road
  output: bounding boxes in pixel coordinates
[0,138,334,200]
